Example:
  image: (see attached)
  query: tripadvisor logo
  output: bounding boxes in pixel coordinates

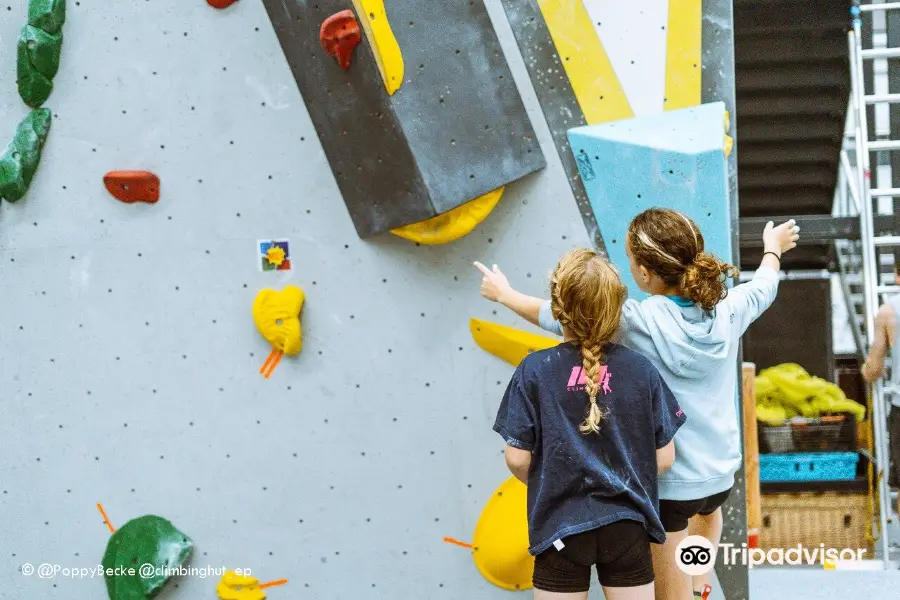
[676,536,717,576]
[676,536,870,572]
[720,543,868,567]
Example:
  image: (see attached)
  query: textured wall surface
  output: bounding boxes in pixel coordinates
[0,1,739,599]
[261,0,546,237]
[568,102,731,302]
[0,1,587,598]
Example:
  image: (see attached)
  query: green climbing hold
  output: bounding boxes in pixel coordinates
[18,0,66,107]
[101,515,193,600]
[17,24,63,108]
[28,0,66,35]
[0,108,52,203]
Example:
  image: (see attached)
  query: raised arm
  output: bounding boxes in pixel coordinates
[727,219,799,334]
[474,261,546,327]
[759,218,799,272]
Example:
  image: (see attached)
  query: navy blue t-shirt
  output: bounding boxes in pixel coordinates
[493,342,686,555]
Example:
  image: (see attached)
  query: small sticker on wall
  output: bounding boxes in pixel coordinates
[259,239,291,272]
[575,150,595,181]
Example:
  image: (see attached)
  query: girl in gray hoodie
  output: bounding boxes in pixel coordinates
[475,208,799,600]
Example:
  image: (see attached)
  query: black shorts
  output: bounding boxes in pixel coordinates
[532,520,654,592]
[889,406,900,488]
[659,487,733,533]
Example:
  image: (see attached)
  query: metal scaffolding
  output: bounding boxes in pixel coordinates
[848,0,897,568]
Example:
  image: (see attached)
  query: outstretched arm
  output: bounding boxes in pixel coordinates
[474,261,545,327]
[728,219,800,335]
[863,304,896,382]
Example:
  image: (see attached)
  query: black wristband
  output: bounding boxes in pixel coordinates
[763,251,781,262]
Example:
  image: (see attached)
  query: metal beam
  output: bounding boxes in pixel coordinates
[738,214,896,245]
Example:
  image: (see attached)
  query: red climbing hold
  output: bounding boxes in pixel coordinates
[207,0,238,8]
[319,10,361,70]
[103,171,160,204]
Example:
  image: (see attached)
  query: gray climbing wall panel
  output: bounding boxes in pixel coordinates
[261,0,546,238]
[0,0,588,598]
[703,0,750,598]
[0,2,746,599]
[496,0,604,255]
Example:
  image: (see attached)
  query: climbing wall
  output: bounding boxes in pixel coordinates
[499,1,747,597]
[0,2,740,600]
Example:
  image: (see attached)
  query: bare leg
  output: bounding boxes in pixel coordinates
[651,529,692,600]
[533,590,588,600]
[603,582,656,600]
[687,509,724,595]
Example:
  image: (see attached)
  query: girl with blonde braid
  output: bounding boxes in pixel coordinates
[479,209,799,600]
[493,248,686,600]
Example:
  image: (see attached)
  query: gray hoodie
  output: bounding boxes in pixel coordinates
[538,266,780,501]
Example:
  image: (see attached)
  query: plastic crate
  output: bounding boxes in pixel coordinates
[759,452,859,483]
[758,414,857,454]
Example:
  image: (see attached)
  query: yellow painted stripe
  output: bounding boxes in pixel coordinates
[664,0,702,111]
[536,0,632,124]
[350,0,404,95]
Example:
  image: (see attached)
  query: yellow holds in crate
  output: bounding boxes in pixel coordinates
[755,363,866,425]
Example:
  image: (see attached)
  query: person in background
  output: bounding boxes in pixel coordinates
[861,258,900,516]
[494,248,685,600]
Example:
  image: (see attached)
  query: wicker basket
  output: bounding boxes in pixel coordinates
[759,491,871,553]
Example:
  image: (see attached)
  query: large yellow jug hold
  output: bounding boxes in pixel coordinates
[472,476,533,591]
[252,286,305,356]
[252,286,305,379]
[469,318,558,367]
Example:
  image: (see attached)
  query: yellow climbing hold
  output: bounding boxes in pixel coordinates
[469,318,559,367]
[724,110,731,134]
[252,286,305,356]
[537,0,632,124]
[216,571,267,600]
[472,477,533,591]
[724,135,734,158]
[265,246,286,268]
[351,0,404,95]
[390,187,504,245]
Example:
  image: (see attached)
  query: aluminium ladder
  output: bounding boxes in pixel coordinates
[849,0,898,568]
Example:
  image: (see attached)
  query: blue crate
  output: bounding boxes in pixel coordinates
[759,452,859,483]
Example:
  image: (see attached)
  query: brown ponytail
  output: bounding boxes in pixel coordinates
[627,208,738,311]
[681,252,740,311]
[549,248,626,434]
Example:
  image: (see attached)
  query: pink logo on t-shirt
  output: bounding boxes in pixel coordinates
[567,365,612,394]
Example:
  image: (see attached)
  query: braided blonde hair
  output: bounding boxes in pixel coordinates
[550,249,627,434]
